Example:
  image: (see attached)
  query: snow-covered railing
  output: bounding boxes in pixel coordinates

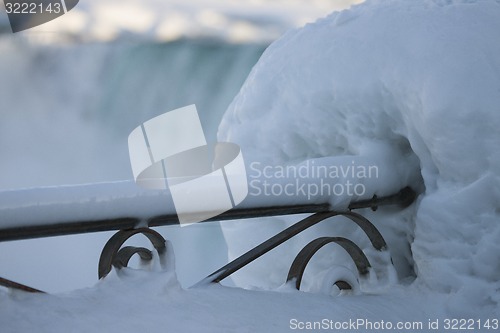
[0,184,416,294]
[0,186,415,242]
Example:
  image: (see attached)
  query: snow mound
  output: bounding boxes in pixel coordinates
[218,0,500,314]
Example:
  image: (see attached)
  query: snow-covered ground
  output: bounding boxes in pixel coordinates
[2,0,500,332]
[0,258,451,333]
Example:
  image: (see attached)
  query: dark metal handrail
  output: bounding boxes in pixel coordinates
[0,187,416,294]
[0,187,415,242]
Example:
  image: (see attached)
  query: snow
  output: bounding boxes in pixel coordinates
[2,0,500,331]
[0,158,407,229]
[0,181,166,228]
[0,253,448,333]
[218,0,500,318]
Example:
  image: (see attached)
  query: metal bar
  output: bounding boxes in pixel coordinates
[98,228,166,279]
[112,246,153,270]
[147,203,330,226]
[286,236,371,290]
[0,276,45,293]
[0,217,140,243]
[348,186,416,210]
[0,204,328,242]
[194,210,386,286]
[0,187,416,242]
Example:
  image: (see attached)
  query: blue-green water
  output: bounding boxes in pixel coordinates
[0,38,266,189]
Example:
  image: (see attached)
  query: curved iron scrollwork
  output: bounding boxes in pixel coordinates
[197,210,389,287]
[97,209,392,297]
[113,246,153,270]
[98,228,166,279]
[286,237,371,291]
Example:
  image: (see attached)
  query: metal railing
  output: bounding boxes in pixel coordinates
[0,187,416,293]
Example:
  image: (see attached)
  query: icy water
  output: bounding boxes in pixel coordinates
[0,37,266,189]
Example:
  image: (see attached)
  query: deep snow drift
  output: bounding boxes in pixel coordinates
[218,0,500,316]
